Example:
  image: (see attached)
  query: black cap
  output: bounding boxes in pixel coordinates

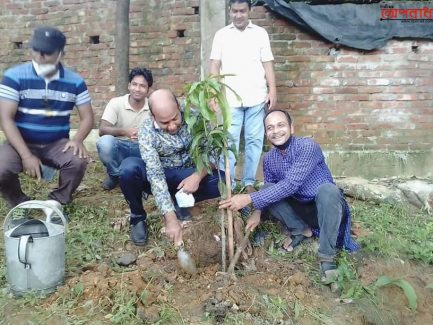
[31,26,66,54]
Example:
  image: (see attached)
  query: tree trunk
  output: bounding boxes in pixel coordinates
[115,0,130,95]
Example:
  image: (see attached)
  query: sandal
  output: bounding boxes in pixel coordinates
[320,260,340,292]
[280,234,307,253]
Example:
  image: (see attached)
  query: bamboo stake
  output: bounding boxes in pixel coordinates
[220,208,226,272]
[225,156,234,260]
[227,228,251,274]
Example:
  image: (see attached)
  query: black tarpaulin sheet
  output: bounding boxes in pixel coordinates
[262,1,433,50]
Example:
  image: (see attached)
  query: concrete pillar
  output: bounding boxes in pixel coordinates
[200,0,227,78]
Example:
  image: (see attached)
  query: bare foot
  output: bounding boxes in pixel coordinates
[245,185,255,194]
[282,236,294,252]
[303,227,313,238]
[281,227,312,252]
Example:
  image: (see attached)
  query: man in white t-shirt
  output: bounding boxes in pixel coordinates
[210,0,277,194]
[96,67,153,190]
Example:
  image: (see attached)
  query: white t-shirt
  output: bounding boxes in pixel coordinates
[101,94,149,139]
[210,21,274,107]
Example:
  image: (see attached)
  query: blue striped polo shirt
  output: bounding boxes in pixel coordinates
[0,62,91,143]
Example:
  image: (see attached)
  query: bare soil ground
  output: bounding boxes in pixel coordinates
[1,159,433,324]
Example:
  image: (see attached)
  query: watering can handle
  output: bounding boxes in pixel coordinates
[18,235,32,268]
[3,200,67,234]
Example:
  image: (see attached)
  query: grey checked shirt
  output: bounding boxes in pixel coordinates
[138,117,193,215]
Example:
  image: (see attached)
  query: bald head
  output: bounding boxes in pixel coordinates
[149,89,182,134]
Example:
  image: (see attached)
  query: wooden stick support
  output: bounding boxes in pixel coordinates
[220,209,226,272]
[227,228,251,274]
[225,156,234,260]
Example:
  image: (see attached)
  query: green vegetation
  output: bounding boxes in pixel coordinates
[351,201,433,264]
[0,165,432,323]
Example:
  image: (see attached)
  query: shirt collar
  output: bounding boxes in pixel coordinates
[276,136,296,154]
[31,61,64,81]
[125,95,148,112]
[228,20,253,30]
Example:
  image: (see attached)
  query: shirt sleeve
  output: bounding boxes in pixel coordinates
[260,29,274,63]
[75,79,91,107]
[250,140,323,209]
[210,30,223,61]
[138,124,175,216]
[0,71,20,102]
[100,97,119,125]
[262,153,277,184]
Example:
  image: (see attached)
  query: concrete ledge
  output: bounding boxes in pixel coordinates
[325,150,433,179]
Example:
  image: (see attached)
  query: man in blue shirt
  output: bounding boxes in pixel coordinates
[220,109,358,283]
[0,26,94,208]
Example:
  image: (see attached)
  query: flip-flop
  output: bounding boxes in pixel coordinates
[320,261,340,292]
[280,234,307,253]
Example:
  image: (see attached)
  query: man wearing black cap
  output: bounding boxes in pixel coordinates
[0,26,94,209]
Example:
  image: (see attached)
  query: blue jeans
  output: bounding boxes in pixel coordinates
[96,135,141,178]
[227,102,266,187]
[265,183,343,260]
[119,157,224,217]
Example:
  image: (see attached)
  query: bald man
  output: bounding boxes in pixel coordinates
[119,89,224,246]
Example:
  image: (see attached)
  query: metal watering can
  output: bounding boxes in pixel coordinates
[3,200,67,295]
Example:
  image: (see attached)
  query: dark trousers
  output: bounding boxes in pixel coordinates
[119,157,223,217]
[0,139,88,207]
[266,183,343,260]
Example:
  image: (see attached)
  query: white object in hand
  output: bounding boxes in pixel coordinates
[175,189,195,208]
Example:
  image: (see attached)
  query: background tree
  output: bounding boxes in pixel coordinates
[115,0,130,95]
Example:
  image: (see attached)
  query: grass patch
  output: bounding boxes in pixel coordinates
[1,159,432,323]
[351,201,433,264]
[66,203,125,270]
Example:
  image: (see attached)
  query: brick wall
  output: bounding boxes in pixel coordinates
[0,0,201,124]
[0,2,432,152]
[250,6,433,152]
[129,0,201,96]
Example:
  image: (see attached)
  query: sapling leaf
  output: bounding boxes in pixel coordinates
[198,91,212,121]
[393,279,417,311]
[218,80,243,104]
[207,77,222,93]
[375,276,418,311]
[374,275,392,287]
[187,81,200,95]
